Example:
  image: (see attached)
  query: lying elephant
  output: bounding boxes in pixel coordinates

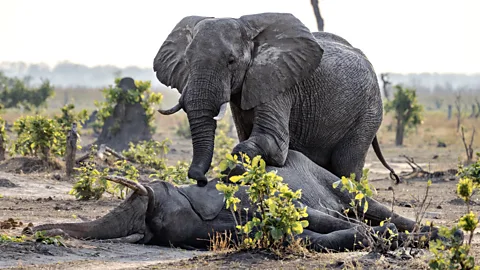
[30,151,452,252]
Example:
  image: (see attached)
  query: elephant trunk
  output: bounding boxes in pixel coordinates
[187,112,216,186]
[184,70,230,186]
[32,193,149,240]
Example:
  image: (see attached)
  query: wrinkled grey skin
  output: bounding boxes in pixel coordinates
[32,151,451,252]
[153,13,397,187]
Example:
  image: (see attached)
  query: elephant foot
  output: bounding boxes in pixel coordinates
[188,167,208,187]
[370,223,399,251]
[397,225,463,248]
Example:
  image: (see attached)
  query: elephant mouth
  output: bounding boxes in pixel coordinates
[158,100,228,121]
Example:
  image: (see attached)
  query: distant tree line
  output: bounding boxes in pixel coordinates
[1,61,479,91]
[0,61,162,89]
[0,72,54,111]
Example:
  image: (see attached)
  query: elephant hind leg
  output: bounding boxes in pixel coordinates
[306,207,355,234]
[329,132,372,181]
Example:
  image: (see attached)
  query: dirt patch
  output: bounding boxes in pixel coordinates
[0,157,63,174]
[0,239,207,269]
[145,249,432,269]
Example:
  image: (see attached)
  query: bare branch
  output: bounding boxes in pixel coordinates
[310,0,324,31]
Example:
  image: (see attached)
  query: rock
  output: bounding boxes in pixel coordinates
[0,178,18,188]
[425,212,442,219]
[398,201,414,208]
[437,142,447,148]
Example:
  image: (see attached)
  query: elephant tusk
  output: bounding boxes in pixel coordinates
[104,175,148,196]
[213,102,228,121]
[157,103,182,115]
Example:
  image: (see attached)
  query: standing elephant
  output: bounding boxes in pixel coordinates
[154,13,398,186]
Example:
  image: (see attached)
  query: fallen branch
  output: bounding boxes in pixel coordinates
[74,143,158,176]
[97,144,130,161]
[400,155,457,180]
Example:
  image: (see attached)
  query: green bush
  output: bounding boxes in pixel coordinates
[216,153,308,250]
[332,170,397,252]
[429,158,479,269]
[122,139,170,170]
[70,162,109,200]
[54,103,89,133]
[94,78,163,133]
[150,160,193,186]
[11,115,66,161]
[0,234,26,243]
[71,139,192,200]
[0,231,64,247]
[70,147,141,200]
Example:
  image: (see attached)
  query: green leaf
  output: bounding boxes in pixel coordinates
[332,180,340,189]
[300,220,309,228]
[363,200,369,213]
[291,221,304,234]
[229,175,243,183]
[355,193,364,200]
[270,227,284,240]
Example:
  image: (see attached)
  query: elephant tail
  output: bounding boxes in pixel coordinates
[372,136,400,184]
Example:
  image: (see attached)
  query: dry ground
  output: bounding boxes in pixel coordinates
[0,88,479,269]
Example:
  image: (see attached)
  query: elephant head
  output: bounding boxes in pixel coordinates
[31,176,156,242]
[153,13,323,185]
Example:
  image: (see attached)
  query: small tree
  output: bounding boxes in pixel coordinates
[0,72,54,111]
[461,126,476,164]
[384,85,423,146]
[11,115,65,162]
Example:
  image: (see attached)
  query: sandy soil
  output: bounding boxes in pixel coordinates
[1,136,479,269]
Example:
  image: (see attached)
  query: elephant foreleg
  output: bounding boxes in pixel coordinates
[361,197,453,246]
[298,223,398,252]
[231,94,292,166]
[363,197,416,231]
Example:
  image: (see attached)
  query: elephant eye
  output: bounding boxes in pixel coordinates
[227,55,236,65]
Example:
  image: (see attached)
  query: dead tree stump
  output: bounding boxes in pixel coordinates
[0,134,5,161]
[65,123,78,177]
[94,77,152,152]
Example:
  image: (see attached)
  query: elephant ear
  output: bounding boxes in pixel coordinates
[177,179,225,221]
[153,16,211,93]
[239,13,324,110]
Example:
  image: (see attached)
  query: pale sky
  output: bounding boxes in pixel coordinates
[0,0,479,74]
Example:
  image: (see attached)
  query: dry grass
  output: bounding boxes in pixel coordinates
[378,111,480,150]
[208,231,235,252]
